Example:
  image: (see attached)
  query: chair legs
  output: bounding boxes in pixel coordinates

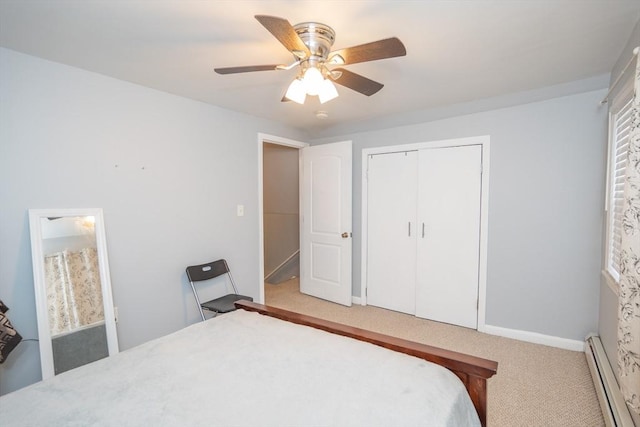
[189,281,206,322]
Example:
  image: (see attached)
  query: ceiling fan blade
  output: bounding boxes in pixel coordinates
[255,15,311,58]
[330,37,406,65]
[214,65,282,74]
[331,68,384,96]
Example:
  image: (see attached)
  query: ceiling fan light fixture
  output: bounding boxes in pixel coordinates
[318,79,339,104]
[285,78,306,104]
[302,66,324,96]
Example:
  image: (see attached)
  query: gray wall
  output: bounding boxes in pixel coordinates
[313,89,608,342]
[0,48,303,394]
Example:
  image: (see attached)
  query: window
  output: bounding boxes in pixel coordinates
[605,89,633,283]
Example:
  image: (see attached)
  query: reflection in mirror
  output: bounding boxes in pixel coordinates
[29,209,118,380]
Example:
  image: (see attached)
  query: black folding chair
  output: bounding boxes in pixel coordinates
[186,259,253,321]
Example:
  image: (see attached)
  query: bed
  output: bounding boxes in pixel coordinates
[0,301,497,426]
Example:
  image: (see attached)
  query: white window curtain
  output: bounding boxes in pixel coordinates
[608,97,633,281]
[618,53,640,416]
[44,247,104,336]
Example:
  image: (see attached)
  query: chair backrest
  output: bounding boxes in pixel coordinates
[186,259,230,283]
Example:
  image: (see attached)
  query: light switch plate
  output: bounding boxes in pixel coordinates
[237,204,244,217]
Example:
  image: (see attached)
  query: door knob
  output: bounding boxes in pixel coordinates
[341,232,350,238]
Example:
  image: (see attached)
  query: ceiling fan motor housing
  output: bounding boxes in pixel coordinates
[294,22,336,64]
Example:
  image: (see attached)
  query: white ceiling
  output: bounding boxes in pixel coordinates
[1,1,639,138]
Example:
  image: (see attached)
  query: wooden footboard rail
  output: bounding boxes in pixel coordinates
[236,300,498,426]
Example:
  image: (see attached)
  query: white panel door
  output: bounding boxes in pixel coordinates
[415,145,482,328]
[367,151,418,314]
[300,141,352,306]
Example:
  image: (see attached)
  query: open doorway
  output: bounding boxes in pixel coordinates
[263,142,300,301]
[257,134,353,307]
[257,134,307,304]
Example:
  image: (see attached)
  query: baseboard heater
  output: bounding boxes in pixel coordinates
[585,335,634,426]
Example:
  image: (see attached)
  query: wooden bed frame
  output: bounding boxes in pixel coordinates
[236,300,498,427]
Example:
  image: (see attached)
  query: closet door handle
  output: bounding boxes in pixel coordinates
[408,222,411,237]
[422,223,425,238]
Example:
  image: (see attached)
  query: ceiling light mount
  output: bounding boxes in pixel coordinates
[315,110,329,120]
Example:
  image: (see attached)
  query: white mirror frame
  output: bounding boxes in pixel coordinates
[28,208,119,380]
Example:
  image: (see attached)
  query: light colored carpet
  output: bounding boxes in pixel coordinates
[265,278,604,427]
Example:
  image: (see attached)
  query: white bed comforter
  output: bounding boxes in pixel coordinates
[0,310,480,426]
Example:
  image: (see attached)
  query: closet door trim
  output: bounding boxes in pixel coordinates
[361,135,490,332]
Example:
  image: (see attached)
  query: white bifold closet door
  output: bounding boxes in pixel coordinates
[415,145,481,328]
[367,145,482,329]
[367,151,418,314]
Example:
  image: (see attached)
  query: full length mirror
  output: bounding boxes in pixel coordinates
[29,208,118,380]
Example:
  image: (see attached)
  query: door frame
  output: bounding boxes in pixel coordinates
[257,133,308,304]
[361,135,490,332]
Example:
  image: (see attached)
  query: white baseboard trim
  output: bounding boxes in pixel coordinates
[484,324,585,351]
[352,296,362,305]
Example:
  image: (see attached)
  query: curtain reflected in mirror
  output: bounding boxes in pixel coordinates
[45,247,104,335]
[41,216,107,374]
[29,209,118,379]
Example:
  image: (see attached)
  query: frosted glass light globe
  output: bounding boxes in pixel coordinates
[303,67,324,96]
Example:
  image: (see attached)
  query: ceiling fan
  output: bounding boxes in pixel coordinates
[214,15,407,105]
